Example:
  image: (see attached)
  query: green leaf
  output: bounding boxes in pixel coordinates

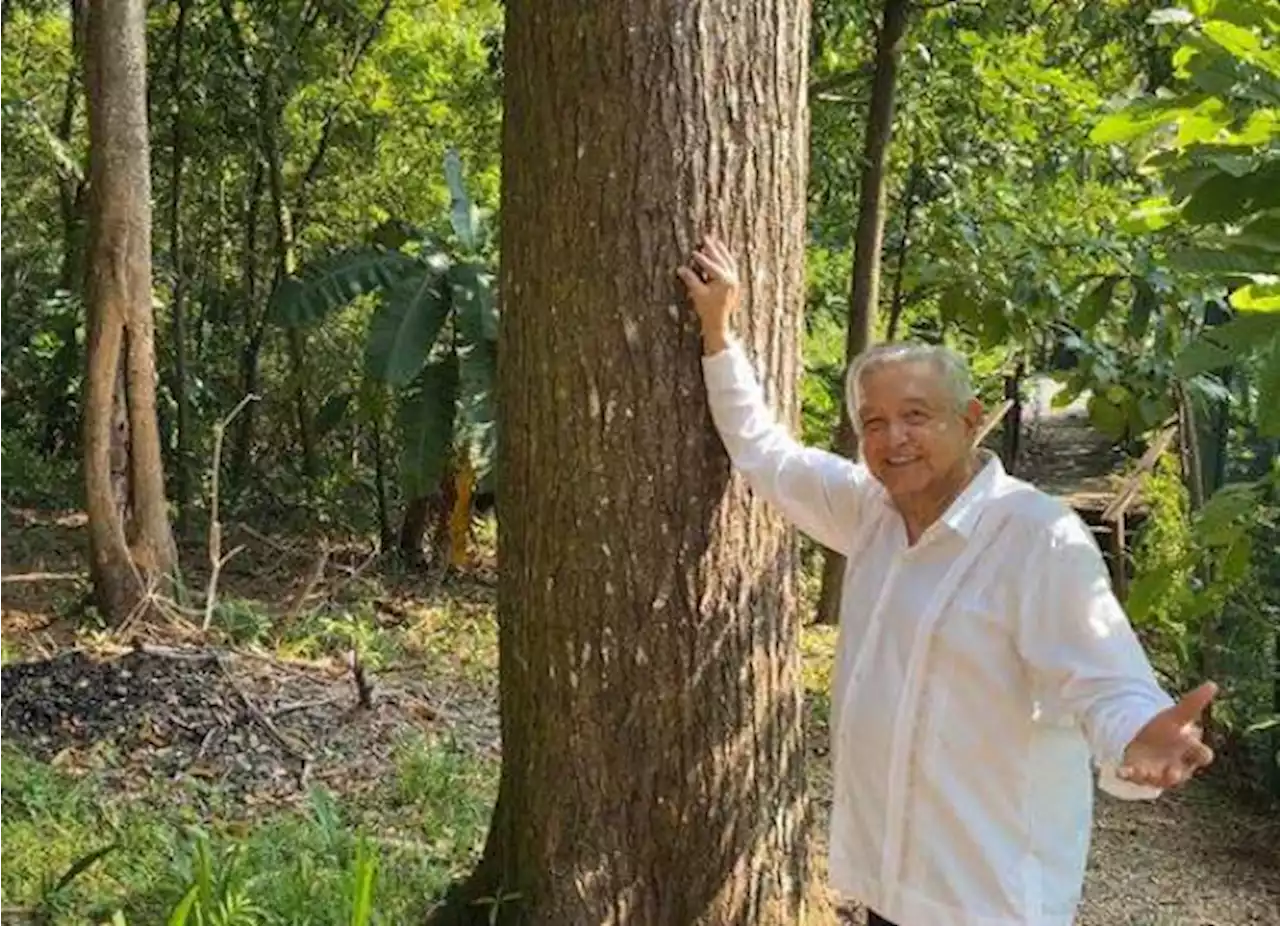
[457,338,498,479]
[444,147,479,250]
[1126,568,1172,623]
[1176,311,1280,375]
[1237,210,1280,251]
[1087,391,1129,439]
[314,391,353,440]
[1166,244,1280,275]
[1091,100,1188,144]
[1121,198,1183,233]
[1129,279,1158,339]
[450,262,499,344]
[1193,481,1260,545]
[1202,19,1280,78]
[1077,277,1119,328]
[349,839,378,926]
[271,248,419,328]
[398,358,459,499]
[1229,280,1280,310]
[1258,339,1280,436]
[168,885,199,926]
[364,270,452,387]
[1182,162,1280,225]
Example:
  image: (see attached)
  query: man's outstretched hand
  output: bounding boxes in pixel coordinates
[676,236,739,355]
[1119,680,1218,790]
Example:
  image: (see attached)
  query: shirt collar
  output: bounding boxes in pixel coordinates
[877,450,1005,540]
[940,451,1004,538]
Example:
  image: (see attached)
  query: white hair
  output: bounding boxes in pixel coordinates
[845,342,976,432]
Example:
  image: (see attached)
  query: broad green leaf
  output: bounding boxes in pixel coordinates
[1206,152,1257,176]
[444,147,479,250]
[1202,19,1280,78]
[1258,338,1280,435]
[1129,279,1158,339]
[1077,277,1119,328]
[1166,243,1280,274]
[1090,99,1191,143]
[1087,391,1129,439]
[1193,481,1259,545]
[1229,280,1280,310]
[1182,162,1280,224]
[1217,108,1279,146]
[314,391,353,440]
[1200,0,1280,32]
[398,357,459,499]
[450,262,499,344]
[271,249,419,328]
[456,338,498,479]
[365,269,451,387]
[1176,311,1280,374]
[1177,97,1232,145]
[1237,210,1280,251]
[1121,198,1182,233]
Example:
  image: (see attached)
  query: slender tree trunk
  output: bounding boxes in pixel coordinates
[1001,360,1024,473]
[232,159,265,487]
[430,2,814,923]
[815,0,909,626]
[83,0,178,623]
[168,0,193,534]
[884,161,920,342]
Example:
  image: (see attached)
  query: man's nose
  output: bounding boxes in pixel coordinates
[888,419,911,445]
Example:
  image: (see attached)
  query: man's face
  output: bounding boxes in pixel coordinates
[856,360,982,501]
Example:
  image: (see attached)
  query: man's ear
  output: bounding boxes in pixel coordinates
[963,398,985,434]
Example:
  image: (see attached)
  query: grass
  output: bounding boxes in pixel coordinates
[0,733,498,925]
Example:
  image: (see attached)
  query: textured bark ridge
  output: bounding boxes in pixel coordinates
[430,3,817,925]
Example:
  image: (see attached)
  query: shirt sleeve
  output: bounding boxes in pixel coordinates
[702,339,871,556]
[1015,511,1175,774]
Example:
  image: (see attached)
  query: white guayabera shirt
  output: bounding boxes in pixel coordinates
[703,341,1173,926]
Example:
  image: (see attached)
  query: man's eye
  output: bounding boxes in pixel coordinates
[863,419,886,431]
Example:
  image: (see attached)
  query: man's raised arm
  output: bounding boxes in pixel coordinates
[678,236,871,557]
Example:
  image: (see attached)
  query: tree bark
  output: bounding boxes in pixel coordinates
[429,3,813,924]
[815,0,908,626]
[83,0,178,622]
[884,161,920,342]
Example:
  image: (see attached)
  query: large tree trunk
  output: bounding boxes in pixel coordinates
[430,3,814,924]
[83,0,178,623]
[815,0,908,626]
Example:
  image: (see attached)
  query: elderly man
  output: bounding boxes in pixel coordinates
[677,238,1216,926]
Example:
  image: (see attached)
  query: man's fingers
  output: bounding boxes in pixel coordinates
[676,265,706,295]
[706,236,736,271]
[1171,680,1219,725]
[1187,741,1214,770]
[692,249,731,281]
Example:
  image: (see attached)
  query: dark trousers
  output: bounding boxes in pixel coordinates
[867,912,899,926]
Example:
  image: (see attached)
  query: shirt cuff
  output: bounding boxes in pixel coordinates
[701,337,751,390]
